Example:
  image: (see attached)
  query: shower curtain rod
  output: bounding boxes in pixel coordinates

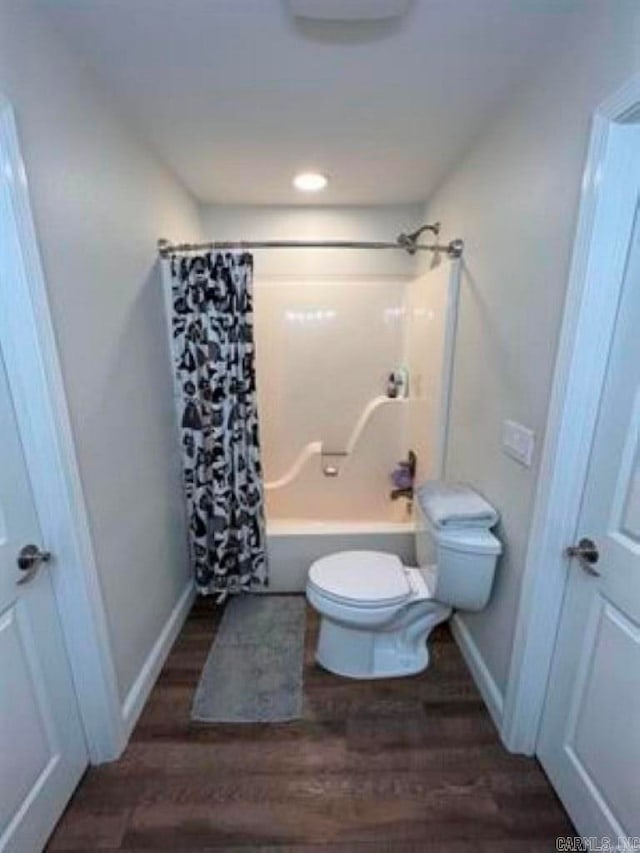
[157,224,464,259]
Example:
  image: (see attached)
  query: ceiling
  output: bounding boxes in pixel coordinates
[38,0,578,205]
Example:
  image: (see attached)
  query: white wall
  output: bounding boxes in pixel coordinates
[422,2,640,700]
[0,0,201,703]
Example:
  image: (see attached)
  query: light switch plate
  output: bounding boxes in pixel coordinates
[502,419,535,468]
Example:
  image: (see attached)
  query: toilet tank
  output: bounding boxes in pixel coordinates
[415,501,502,612]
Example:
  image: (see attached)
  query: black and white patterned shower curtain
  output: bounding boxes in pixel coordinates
[169,251,268,595]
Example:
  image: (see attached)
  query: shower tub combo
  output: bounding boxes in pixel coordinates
[264,396,417,590]
[253,264,460,591]
[160,224,461,594]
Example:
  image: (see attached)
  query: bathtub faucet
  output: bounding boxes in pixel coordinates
[390,449,416,501]
[390,486,414,501]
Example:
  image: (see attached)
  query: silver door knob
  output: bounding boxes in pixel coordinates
[16,544,51,585]
[565,537,600,576]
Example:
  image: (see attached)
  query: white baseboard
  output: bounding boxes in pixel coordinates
[450,613,504,733]
[120,581,195,745]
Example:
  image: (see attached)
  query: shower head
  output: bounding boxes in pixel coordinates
[396,222,441,254]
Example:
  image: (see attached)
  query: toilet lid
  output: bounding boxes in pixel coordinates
[308,551,411,607]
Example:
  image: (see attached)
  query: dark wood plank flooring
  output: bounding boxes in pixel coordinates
[48,596,573,851]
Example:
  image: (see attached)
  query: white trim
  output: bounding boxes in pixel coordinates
[501,74,640,754]
[435,258,461,477]
[240,273,416,283]
[0,100,124,762]
[121,581,195,738]
[450,614,504,730]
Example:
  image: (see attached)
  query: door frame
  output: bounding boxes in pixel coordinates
[501,74,640,754]
[0,99,123,762]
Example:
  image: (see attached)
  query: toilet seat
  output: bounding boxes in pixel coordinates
[308,550,412,608]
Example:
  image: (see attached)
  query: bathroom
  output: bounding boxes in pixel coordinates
[1,1,639,850]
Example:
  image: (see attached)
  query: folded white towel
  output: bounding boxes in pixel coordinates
[415,481,499,530]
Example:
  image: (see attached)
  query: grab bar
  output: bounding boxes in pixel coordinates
[264,396,411,490]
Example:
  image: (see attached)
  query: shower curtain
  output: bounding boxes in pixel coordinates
[169,251,268,594]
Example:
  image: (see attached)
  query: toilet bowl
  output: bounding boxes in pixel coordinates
[305,496,502,679]
[307,550,451,678]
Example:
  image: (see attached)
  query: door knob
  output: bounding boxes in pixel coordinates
[16,544,51,585]
[565,537,600,576]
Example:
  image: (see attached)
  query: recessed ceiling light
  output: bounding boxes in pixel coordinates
[288,0,410,21]
[293,172,328,192]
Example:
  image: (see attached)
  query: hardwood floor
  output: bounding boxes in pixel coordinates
[47,596,573,851]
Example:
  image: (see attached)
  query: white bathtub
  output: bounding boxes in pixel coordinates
[265,518,416,592]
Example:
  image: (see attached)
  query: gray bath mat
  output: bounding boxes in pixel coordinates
[191,594,306,723]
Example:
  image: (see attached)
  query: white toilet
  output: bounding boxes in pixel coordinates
[305,499,502,679]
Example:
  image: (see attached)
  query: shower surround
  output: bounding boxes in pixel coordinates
[256,277,411,521]
[253,265,453,590]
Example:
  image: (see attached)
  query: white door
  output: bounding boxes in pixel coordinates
[538,205,640,837]
[0,346,87,852]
